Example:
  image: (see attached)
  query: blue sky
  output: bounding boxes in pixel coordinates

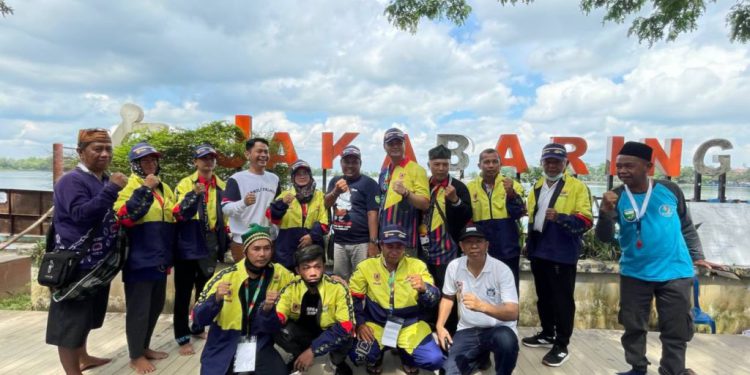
[1,0,748,174]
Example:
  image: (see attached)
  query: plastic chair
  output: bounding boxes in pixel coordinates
[692,276,716,334]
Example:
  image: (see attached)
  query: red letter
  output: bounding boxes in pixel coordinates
[235,115,252,138]
[268,132,298,168]
[644,138,682,177]
[551,137,589,175]
[495,134,528,173]
[322,132,359,169]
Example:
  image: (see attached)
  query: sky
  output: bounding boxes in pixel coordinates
[1,0,749,174]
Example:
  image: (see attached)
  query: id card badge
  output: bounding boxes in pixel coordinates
[382,316,404,348]
[420,234,429,246]
[234,335,257,373]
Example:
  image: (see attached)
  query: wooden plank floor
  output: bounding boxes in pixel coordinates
[1,311,749,375]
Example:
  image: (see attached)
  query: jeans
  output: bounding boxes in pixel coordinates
[333,242,369,280]
[443,326,519,375]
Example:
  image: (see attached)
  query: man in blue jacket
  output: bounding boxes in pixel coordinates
[46,128,126,375]
[172,143,228,355]
[522,144,593,367]
[596,142,715,375]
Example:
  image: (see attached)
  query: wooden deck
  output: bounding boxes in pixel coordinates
[1,311,748,375]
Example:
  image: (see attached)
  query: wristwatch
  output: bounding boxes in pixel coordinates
[369,238,379,244]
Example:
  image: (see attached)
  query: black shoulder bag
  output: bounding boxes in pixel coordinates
[37,223,97,289]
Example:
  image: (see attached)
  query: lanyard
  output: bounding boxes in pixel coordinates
[388,269,396,316]
[623,179,653,249]
[243,271,266,334]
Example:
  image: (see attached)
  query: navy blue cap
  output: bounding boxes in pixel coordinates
[194,143,217,159]
[341,145,361,159]
[128,142,161,162]
[541,143,567,160]
[383,128,405,144]
[381,224,408,245]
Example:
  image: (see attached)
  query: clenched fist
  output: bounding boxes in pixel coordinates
[406,274,426,293]
[193,182,206,195]
[503,177,516,198]
[215,281,232,302]
[601,191,619,212]
[444,184,458,203]
[143,174,160,189]
[110,172,127,188]
[282,193,295,205]
[393,180,408,196]
[334,179,349,195]
[263,290,280,311]
[244,192,256,206]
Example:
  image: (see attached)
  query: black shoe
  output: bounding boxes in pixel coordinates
[477,353,491,371]
[334,362,353,375]
[521,332,555,348]
[615,370,646,375]
[542,345,569,367]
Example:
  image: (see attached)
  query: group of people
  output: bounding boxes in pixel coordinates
[45,126,713,375]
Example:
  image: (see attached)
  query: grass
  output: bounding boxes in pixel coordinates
[0,291,32,311]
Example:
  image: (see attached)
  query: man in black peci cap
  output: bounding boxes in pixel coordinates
[596,141,717,375]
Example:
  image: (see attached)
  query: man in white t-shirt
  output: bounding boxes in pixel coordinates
[221,137,281,262]
[436,225,519,375]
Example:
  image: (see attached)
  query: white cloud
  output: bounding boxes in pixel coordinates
[0,0,748,176]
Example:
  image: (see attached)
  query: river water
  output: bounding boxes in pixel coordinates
[2,170,748,202]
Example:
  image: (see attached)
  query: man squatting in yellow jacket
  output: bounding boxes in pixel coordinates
[192,224,295,375]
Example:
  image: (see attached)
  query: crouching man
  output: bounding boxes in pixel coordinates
[437,225,520,375]
[193,224,295,375]
[272,245,355,374]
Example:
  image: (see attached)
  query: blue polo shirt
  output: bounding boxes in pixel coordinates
[616,183,694,282]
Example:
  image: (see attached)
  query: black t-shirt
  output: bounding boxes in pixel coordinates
[297,290,322,334]
[327,175,379,244]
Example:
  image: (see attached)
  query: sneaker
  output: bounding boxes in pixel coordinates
[521,332,555,348]
[542,345,569,367]
[615,370,646,375]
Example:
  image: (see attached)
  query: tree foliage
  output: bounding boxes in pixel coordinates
[0,1,13,17]
[384,0,750,44]
[111,121,290,188]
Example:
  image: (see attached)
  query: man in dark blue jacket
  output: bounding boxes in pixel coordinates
[172,143,228,355]
[45,128,127,375]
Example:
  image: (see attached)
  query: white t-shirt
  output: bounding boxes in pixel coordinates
[443,255,519,335]
[221,170,280,243]
[533,180,558,233]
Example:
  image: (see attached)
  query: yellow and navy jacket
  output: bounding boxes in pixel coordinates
[377,159,430,248]
[349,255,440,329]
[422,176,473,266]
[527,174,593,265]
[273,275,354,356]
[115,174,176,270]
[193,261,295,375]
[266,188,329,269]
[172,172,228,260]
[467,175,526,260]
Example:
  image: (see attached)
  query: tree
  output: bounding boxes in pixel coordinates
[112,121,290,188]
[384,0,750,44]
[1,1,13,17]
